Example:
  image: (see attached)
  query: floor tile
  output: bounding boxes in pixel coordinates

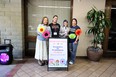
[1,58,116,77]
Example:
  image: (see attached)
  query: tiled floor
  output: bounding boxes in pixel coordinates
[1,58,116,77]
[0,64,16,77]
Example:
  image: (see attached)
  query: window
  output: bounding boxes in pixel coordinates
[27,0,71,36]
[24,0,72,57]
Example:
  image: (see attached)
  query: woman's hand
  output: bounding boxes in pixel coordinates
[74,41,77,44]
[46,38,49,41]
[74,35,79,44]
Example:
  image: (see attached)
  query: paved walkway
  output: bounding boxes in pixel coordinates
[1,58,116,77]
[0,64,15,77]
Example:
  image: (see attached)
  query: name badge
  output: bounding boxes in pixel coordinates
[54,32,57,35]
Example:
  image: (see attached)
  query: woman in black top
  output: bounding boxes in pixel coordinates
[69,18,81,65]
[49,15,60,37]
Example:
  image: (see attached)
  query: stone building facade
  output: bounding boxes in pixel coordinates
[0,0,24,59]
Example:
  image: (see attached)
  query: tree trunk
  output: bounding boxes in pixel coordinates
[94,43,97,48]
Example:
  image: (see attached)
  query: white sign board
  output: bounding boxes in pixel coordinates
[48,38,68,68]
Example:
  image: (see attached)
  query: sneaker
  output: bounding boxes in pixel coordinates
[69,61,74,65]
[38,60,43,66]
[45,60,48,65]
[38,60,45,66]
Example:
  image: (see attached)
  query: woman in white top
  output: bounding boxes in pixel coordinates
[35,17,51,66]
[60,20,70,38]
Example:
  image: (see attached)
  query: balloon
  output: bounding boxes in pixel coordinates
[69,34,76,39]
[37,26,45,34]
[42,30,50,39]
[75,29,82,36]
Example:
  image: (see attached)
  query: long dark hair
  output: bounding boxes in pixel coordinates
[72,18,77,25]
[41,16,49,26]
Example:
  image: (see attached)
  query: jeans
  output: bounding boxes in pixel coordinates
[69,42,78,63]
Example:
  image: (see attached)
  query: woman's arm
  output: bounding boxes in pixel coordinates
[74,35,79,44]
[59,27,65,37]
[49,27,52,37]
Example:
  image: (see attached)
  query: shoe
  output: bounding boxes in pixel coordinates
[38,60,43,66]
[69,61,74,65]
[38,60,45,66]
[45,60,48,65]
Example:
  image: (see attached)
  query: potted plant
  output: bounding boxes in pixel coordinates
[86,7,111,61]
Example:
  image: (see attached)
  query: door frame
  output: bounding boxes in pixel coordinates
[103,0,116,57]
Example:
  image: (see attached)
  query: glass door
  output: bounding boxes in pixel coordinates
[108,5,116,51]
[24,0,72,57]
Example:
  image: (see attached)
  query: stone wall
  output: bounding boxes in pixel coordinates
[0,0,24,59]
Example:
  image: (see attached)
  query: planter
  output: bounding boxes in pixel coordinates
[87,46,103,61]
